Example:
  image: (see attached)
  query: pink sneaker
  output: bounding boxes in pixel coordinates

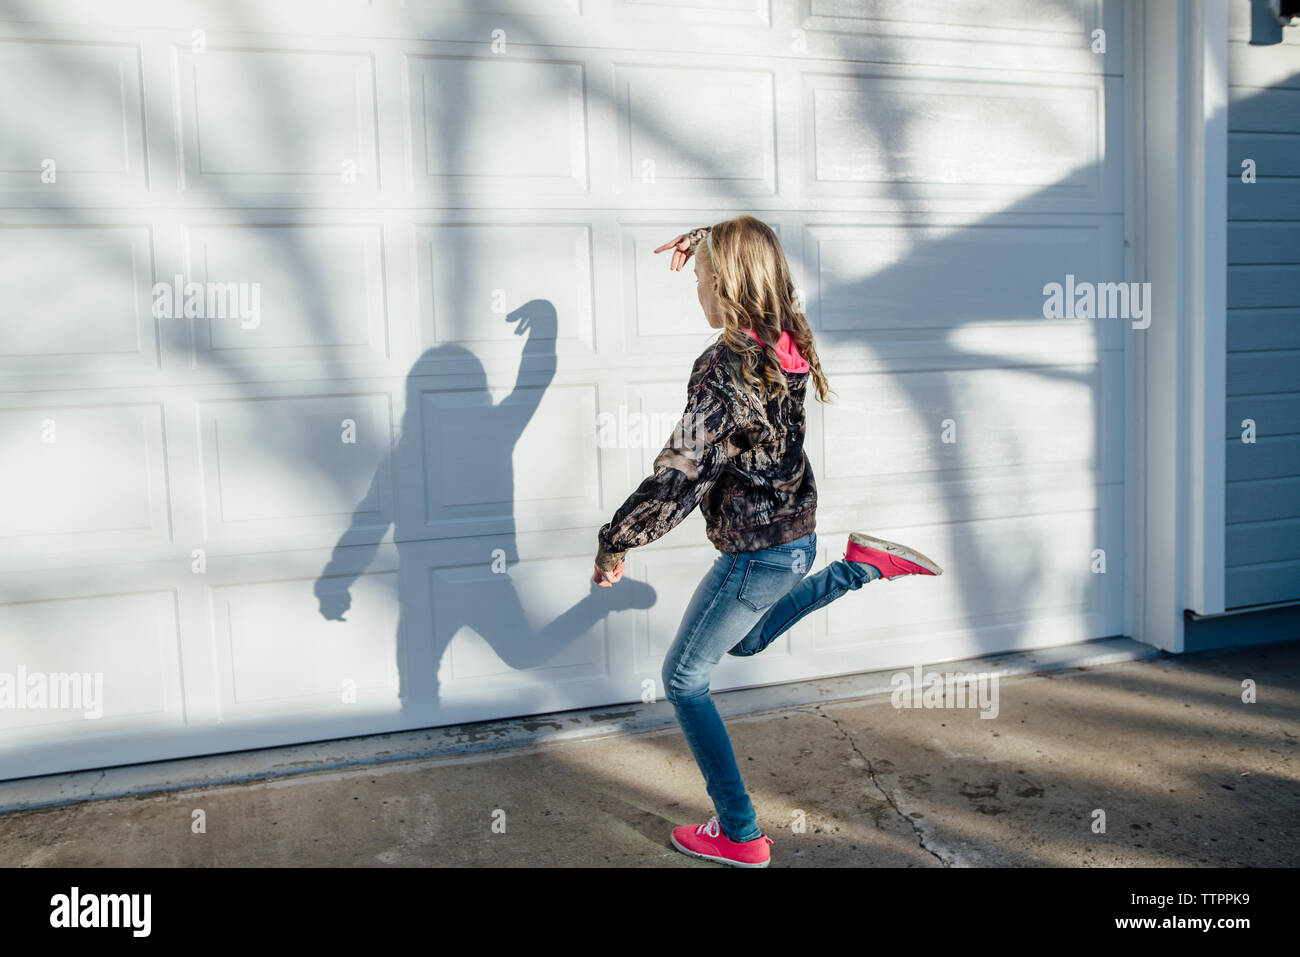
[670,817,774,868]
[845,532,943,580]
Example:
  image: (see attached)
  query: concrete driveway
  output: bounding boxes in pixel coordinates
[0,641,1296,867]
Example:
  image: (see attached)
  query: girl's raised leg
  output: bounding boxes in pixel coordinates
[727,558,879,658]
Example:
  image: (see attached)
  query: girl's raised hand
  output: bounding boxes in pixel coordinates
[653,233,695,272]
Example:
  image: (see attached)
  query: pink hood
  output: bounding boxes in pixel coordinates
[745,328,810,373]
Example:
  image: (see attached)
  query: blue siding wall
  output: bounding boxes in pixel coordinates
[1225,5,1300,607]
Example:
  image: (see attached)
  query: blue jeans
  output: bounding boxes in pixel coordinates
[661,530,881,842]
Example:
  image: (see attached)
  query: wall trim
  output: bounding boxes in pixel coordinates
[1187,0,1228,617]
[1135,0,1230,652]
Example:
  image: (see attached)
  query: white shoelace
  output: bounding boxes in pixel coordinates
[696,817,721,838]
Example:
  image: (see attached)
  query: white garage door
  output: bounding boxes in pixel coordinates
[0,0,1129,779]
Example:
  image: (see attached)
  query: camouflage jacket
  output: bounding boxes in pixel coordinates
[594,334,818,572]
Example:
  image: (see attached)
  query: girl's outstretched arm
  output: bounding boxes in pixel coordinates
[594,347,739,573]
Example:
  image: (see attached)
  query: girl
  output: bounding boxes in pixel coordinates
[591,215,942,867]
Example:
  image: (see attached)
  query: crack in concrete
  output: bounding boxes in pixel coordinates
[797,705,951,867]
[86,770,106,798]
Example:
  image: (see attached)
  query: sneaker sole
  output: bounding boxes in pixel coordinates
[848,532,944,576]
[670,833,771,868]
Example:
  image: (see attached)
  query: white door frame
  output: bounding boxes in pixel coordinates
[1128,0,1229,651]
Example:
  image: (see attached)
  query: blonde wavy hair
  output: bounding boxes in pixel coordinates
[693,214,833,405]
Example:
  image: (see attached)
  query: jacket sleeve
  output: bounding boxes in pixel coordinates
[594,355,739,572]
[684,225,711,253]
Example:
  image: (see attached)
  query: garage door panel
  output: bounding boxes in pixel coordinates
[0,38,146,192]
[0,589,181,733]
[0,225,158,377]
[806,76,1097,190]
[184,223,389,368]
[418,382,600,536]
[815,475,1117,541]
[0,2,384,36]
[413,0,582,16]
[175,44,379,193]
[406,54,587,192]
[800,7,1121,78]
[823,364,1120,485]
[821,512,1105,647]
[432,558,611,691]
[809,0,1099,38]
[818,326,1111,373]
[802,73,1121,212]
[613,0,768,28]
[198,393,394,540]
[809,221,1123,342]
[614,62,776,197]
[415,223,594,360]
[0,402,170,552]
[210,571,399,717]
